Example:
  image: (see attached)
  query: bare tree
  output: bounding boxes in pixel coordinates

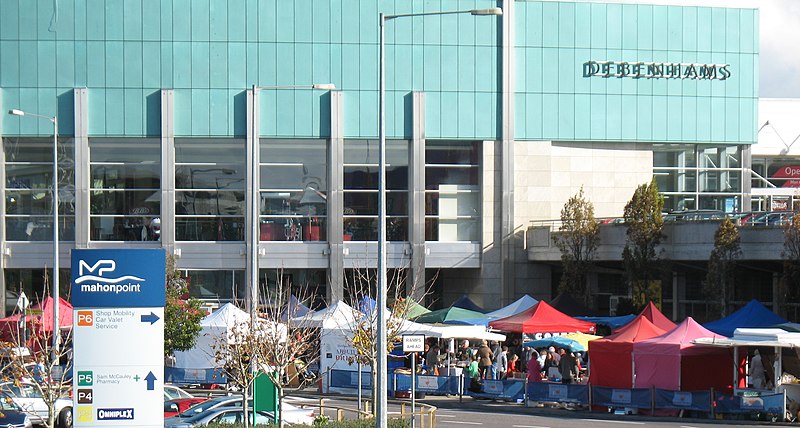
[704,217,742,318]
[341,265,433,417]
[211,270,319,428]
[1,288,73,428]
[553,187,600,309]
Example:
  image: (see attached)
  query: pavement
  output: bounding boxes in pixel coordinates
[286,386,797,426]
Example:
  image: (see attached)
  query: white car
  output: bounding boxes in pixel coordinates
[0,382,72,428]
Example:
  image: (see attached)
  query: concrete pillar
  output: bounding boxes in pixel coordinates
[328,91,344,303]
[409,92,426,301]
[160,90,176,255]
[73,88,89,248]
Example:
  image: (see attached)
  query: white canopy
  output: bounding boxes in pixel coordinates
[174,303,286,369]
[292,300,357,329]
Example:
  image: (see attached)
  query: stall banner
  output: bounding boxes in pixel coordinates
[394,374,459,395]
[329,369,371,391]
[464,379,525,401]
[526,382,589,404]
[164,367,227,385]
[654,389,711,412]
[592,387,652,409]
[714,391,785,415]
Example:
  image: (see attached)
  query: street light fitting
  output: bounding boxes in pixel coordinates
[311,83,336,90]
[470,7,503,16]
[8,109,25,116]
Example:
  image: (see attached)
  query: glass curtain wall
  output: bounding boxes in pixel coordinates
[259,139,328,241]
[653,144,743,213]
[4,137,75,241]
[342,140,409,241]
[175,139,245,241]
[89,139,160,241]
[751,156,800,211]
[258,268,327,310]
[183,269,245,305]
[425,141,481,241]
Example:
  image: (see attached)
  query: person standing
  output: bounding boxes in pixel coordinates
[426,344,441,376]
[527,349,542,383]
[477,340,493,379]
[750,349,767,389]
[558,350,578,384]
[496,346,509,380]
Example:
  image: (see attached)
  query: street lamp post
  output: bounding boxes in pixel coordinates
[7,108,60,355]
[248,84,335,323]
[376,7,501,427]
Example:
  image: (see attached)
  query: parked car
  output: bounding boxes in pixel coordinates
[166,407,276,428]
[664,210,726,222]
[164,397,209,418]
[165,395,313,427]
[0,382,71,428]
[746,211,795,226]
[164,385,196,401]
[0,398,33,428]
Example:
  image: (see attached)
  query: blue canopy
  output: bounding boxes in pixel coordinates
[523,336,584,353]
[452,295,485,313]
[358,296,377,315]
[486,295,538,319]
[576,314,636,329]
[703,299,788,337]
[279,294,311,322]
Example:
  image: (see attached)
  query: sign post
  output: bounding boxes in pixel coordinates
[403,335,425,428]
[71,249,166,428]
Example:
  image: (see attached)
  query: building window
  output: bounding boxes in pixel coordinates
[184,269,245,304]
[89,139,160,241]
[258,268,327,309]
[653,144,742,213]
[425,141,480,242]
[175,139,245,241]
[259,139,328,242]
[4,137,75,241]
[343,140,409,241]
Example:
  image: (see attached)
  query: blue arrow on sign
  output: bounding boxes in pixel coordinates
[145,371,157,391]
[140,312,160,325]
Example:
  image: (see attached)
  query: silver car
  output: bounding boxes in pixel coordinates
[0,382,71,428]
[167,407,275,427]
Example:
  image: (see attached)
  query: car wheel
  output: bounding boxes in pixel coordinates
[58,407,73,428]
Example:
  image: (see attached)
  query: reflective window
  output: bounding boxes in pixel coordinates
[4,137,75,241]
[89,139,160,241]
[259,139,328,242]
[653,144,742,213]
[184,269,245,303]
[342,140,408,241]
[258,268,327,309]
[175,139,245,241]
[425,141,480,242]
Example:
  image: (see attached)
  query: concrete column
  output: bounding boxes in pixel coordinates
[160,90,176,255]
[328,91,345,303]
[246,88,259,312]
[73,88,89,248]
[499,0,516,306]
[409,92,426,301]
[742,145,752,211]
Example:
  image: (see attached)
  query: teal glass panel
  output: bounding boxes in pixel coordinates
[441,92,458,138]
[105,1,124,40]
[558,50,574,93]
[191,89,211,136]
[525,2,543,47]
[88,89,106,135]
[558,94,575,139]
[620,95,636,140]
[227,0,245,42]
[123,42,143,88]
[458,93,476,137]
[0,1,19,39]
[542,2,558,48]
[667,7,683,52]
[681,97,697,141]
[441,47,458,91]
[710,97,725,142]
[589,94,606,140]
[606,4,622,49]
[142,1,161,41]
[17,1,35,40]
[526,48,543,93]
[738,54,754,98]
[124,89,144,135]
[458,46,476,91]
[575,3,591,49]
[725,9,740,53]
[621,4,637,50]
[123,0,143,40]
[652,96,667,141]
[475,92,495,138]
[574,94,590,140]
[605,94,622,140]
[515,96,527,137]
[652,5,667,51]
[725,98,739,141]
[57,0,76,40]
[228,42,245,89]
[160,0,174,41]
[666,96,681,141]
[558,3,576,48]
[105,89,125,135]
[696,97,711,142]
[711,8,726,52]
[55,42,75,88]
[636,96,652,140]
[36,41,56,88]
[542,93,558,139]
[739,98,755,143]
[74,41,87,87]
[527,93,543,139]
[209,89,230,136]
[542,48,558,91]
[589,4,606,49]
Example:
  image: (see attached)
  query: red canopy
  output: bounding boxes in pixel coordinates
[633,317,736,392]
[635,301,676,332]
[588,316,667,388]
[488,300,595,334]
[0,297,73,341]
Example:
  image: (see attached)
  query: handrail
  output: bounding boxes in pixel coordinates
[304,397,436,425]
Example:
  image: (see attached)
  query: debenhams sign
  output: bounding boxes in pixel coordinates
[584,60,731,80]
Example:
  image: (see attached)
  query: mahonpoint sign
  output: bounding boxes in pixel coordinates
[584,60,731,80]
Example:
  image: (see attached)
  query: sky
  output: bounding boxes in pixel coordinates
[567,0,800,98]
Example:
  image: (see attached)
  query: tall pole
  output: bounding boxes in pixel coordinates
[376,12,389,428]
[52,116,59,355]
[8,110,60,354]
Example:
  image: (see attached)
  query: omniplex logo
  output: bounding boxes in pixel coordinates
[75,259,145,294]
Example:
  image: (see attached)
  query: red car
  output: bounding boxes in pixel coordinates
[164,397,209,418]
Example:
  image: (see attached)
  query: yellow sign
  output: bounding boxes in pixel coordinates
[77,406,93,423]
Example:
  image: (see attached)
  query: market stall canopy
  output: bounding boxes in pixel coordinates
[392,297,431,319]
[561,332,602,349]
[588,315,667,388]
[703,299,787,337]
[174,303,286,369]
[633,317,731,392]
[0,296,73,336]
[292,300,357,329]
[524,335,584,352]
[577,314,636,329]
[279,294,311,322]
[485,295,538,320]
[488,300,596,334]
[451,295,486,313]
[413,306,488,325]
[615,301,676,333]
[549,293,600,317]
